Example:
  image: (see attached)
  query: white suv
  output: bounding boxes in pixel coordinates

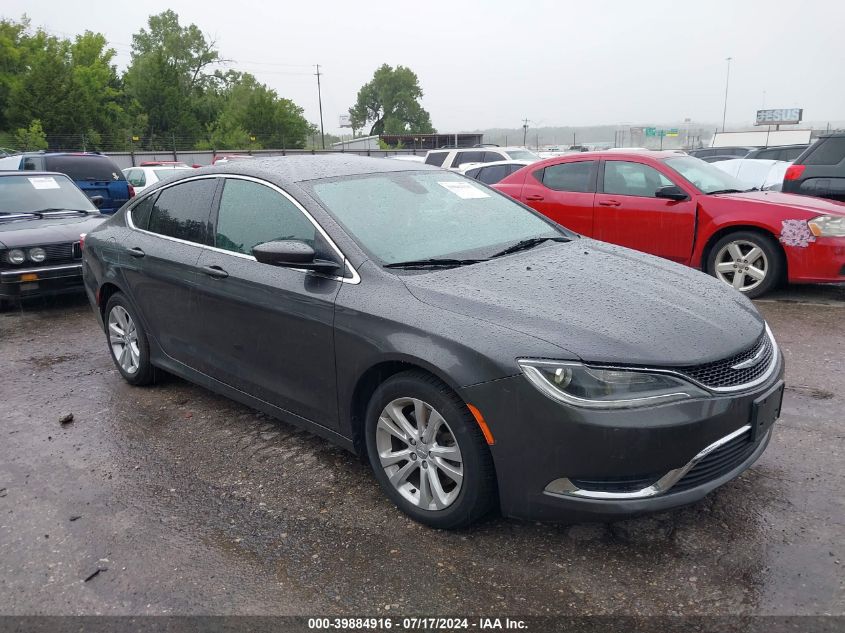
[424,146,540,170]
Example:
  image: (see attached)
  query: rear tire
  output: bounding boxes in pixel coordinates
[706,231,783,298]
[104,293,156,385]
[364,370,497,529]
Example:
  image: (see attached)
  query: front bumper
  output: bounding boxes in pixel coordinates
[0,264,84,300]
[461,352,784,522]
[785,237,845,283]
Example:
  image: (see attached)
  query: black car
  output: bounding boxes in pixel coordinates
[744,144,810,162]
[782,133,845,202]
[0,172,106,308]
[82,156,784,528]
[688,146,754,162]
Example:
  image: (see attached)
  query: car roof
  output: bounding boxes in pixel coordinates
[467,160,532,168]
[547,150,684,160]
[199,154,438,185]
[0,170,72,178]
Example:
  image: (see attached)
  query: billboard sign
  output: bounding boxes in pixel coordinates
[755,108,802,126]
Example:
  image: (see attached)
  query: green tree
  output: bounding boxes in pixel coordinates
[349,64,435,136]
[15,119,47,150]
[124,10,221,148]
[3,19,127,149]
[198,71,312,150]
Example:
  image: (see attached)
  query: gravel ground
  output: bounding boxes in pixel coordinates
[0,284,843,616]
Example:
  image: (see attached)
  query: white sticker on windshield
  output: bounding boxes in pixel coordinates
[438,181,490,199]
[29,176,60,190]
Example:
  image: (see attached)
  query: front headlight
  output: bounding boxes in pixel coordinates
[28,247,46,263]
[7,249,25,265]
[808,215,845,237]
[517,360,708,409]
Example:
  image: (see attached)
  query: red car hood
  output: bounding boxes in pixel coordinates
[710,191,845,217]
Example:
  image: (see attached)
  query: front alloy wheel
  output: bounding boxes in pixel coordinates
[707,231,782,298]
[365,371,496,529]
[375,397,464,511]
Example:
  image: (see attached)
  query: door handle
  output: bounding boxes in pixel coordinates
[598,200,621,207]
[525,194,545,201]
[127,247,145,258]
[201,265,229,279]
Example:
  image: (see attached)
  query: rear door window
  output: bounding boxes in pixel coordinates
[483,151,506,162]
[147,178,217,244]
[44,156,125,182]
[477,164,510,184]
[125,169,146,187]
[539,161,597,192]
[802,138,845,165]
[451,151,485,168]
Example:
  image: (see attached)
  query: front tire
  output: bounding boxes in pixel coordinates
[364,371,497,529]
[706,231,783,298]
[104,293,156,385]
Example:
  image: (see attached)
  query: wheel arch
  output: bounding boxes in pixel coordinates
[97,281,124,325]
[347,358,467,457]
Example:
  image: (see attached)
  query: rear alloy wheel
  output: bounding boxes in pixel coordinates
[104,293,156,385]
[707,231,782,298]
[365,371,496,529]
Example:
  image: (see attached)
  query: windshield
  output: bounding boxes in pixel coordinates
[506,149,540,161]
[664,155,750,194]
[309,171,566,264]
[153,168,193,180]
[0,174,97,214]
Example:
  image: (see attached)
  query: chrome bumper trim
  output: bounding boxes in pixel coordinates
[544,424,754,500]
[0,263,82,280]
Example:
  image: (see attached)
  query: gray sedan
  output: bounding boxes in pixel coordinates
[82,156,784,528]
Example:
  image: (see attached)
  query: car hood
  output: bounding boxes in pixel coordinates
[0,214,106,248]
[402,239,764,367]
[708,190,845,216]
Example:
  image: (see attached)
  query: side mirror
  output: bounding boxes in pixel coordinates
[654,185,689,201]
[89,195,104,208]
[252,240,341,273]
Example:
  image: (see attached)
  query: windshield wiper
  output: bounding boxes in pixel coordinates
[490,236,571,259]
[707,189,744,195]
[384,258,488,270]
[32,208,91,214]
[0,210,44,218]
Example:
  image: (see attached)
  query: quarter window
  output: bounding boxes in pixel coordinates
[602,161,673,197]
[802,138,845,166]
[214,179,315,256]
[130,195,156,230]
[147,178,216,244]
[424,152,448,167]
[539,161,596,192]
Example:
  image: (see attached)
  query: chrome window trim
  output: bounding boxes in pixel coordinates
[124,173,361,284]
[544,424,759,501]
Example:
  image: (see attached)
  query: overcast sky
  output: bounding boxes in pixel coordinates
[4,0,844,135]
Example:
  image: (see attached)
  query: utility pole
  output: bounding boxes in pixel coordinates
[522,118,529,147]
[315,64,326,150]
[721,56,732,133]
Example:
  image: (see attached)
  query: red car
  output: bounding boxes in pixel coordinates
[493,151,845,297]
